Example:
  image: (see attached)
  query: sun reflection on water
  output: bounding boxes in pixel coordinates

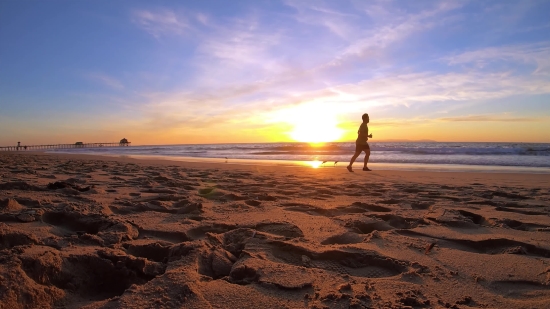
[307,160,323,168]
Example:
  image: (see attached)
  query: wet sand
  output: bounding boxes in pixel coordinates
[1,152,550,309]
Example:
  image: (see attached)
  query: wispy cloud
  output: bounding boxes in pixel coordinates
[278,69,550,115]
[132,64,550,136]
[446,43,550,75]
[125,1,550,142]
[132,9,190,38]
[329,1,463,65]
[284,0,359,39]
[366,114,547,129]
[437,114,546,122]
[195,17,284,82]
[86,73,124,90]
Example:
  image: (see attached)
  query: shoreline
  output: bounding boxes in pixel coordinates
[5,151,550,187]
[41,150,550,174]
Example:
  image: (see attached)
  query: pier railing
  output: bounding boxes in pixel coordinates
[0,142,131,151]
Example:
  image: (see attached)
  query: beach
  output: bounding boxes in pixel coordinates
[1,151,550,309]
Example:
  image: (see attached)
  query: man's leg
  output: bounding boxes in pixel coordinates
[348,150,361,172]
[363,149,371,171]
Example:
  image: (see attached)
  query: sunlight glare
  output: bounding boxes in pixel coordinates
[282,105,344,143]
[308,160,323,168]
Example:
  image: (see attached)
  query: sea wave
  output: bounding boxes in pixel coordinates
[373,146,550,156]
[46,142,550,168]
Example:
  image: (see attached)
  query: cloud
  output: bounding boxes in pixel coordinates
[446,43,550,75]
[130,1,466,88]
[362,114,547,129]
[198,21,278,65]
[437,114,545,122]
[130,53,550,135]
[132,9,190,38]
[303,70,550,111]
[181,1,469,101]
[284,0,359,39]
[86,73,124,90]
[196,13,209,25]
[133,64,550,135]
[124,1,550,140]
[270,1,465,81]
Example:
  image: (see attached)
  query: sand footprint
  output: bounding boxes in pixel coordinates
[394,230,550,258]
[244,240,408,278]
[487,280,550,299]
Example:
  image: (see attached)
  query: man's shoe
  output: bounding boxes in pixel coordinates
[362,167,372,171]
[347,166,354,172]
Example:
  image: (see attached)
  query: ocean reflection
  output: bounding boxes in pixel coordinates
[306,160,323,168]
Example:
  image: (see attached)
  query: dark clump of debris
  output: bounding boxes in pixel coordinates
[47,181,92,192]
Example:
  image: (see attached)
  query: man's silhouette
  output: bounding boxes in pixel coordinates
[347,113,372,172]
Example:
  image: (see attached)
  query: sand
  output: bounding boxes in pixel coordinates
[1,152,550,309]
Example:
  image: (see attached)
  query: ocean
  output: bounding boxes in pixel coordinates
[46,142,550,173]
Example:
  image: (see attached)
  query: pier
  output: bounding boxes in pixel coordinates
[0,140,130,151]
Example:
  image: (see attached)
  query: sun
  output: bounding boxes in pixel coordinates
[290,122,343,143]
[289,112,344,143]
[268,103,345,143]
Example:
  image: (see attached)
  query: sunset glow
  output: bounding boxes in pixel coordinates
[289,117,344,143]
[271,103,345,143]
[307,160,323,169]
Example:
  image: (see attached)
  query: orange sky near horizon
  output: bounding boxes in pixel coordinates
[2,115,549,146]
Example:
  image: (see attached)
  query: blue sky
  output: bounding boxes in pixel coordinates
[1,0,549,145]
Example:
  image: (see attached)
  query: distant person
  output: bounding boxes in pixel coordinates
[347,113,372,172]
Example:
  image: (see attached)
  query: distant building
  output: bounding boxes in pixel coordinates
[75,142,84,148]
[119,138,129,146]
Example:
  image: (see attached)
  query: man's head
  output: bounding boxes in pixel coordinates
[362,113,369,123]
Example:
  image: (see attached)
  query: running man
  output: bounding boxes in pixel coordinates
[347,113,372,172]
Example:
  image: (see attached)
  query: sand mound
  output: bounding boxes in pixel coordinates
[0,198,24,212]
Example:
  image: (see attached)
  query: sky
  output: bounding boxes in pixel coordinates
[1,0,549,145]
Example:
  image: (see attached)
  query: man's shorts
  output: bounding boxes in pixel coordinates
[355,143,370,152]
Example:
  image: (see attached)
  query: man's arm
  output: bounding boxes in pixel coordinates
[365,125,372,139]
